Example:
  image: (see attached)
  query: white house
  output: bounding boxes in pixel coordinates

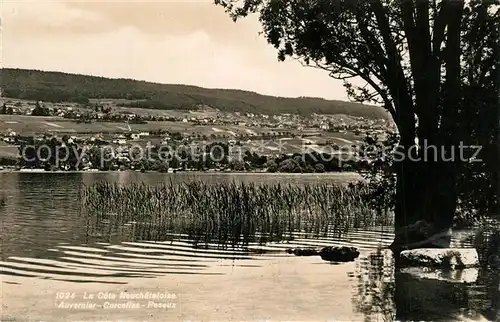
[160,135,171,146]
[116,139,127,145]
[112,135,127,145]
[117,155,130,163]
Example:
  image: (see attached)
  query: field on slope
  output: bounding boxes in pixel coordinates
[1,68,390,119]
[0,115,353,139]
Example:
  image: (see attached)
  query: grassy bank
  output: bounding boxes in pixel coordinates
[78,181,392,247]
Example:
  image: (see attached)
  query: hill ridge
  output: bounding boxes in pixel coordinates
[1,68,389,119]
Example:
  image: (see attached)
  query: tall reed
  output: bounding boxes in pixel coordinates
[78,180,393,247]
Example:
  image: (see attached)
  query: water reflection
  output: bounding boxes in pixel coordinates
[0,171,362,259]
[1,173,85,259]
[351,248,395,322]
[0,171,381,285]
[473,228,500,321]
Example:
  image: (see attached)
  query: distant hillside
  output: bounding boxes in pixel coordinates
[1,68,390,119]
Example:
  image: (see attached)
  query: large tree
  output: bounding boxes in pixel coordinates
[215,0,499,243]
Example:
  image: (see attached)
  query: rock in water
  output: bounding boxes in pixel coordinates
[399,248,479,269]
[286,248,319,256]
[319,246,360,262]
[389,220,452,251]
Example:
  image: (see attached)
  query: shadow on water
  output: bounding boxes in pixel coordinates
[351,248,396,322]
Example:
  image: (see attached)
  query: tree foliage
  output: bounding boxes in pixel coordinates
[1,103,13,115]
[31,101,50,116]
[215,0,497,136]
[215,0,499,226]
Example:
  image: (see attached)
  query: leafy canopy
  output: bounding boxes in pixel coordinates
[215,0,498,138]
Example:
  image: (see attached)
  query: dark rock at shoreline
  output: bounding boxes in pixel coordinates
[319,246,360,262]
[286,247,320,256]
[285,246,360,262]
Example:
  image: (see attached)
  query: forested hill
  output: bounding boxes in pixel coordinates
[1,68,389,119]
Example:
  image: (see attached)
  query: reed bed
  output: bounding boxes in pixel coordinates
[78,180,393,247]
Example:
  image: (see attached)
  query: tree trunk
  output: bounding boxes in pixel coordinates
[394,157,457,244]
[394,159,420,230]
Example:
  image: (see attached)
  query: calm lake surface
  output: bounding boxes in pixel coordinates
[0,172,498,321]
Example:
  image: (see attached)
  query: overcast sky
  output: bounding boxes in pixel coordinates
[2,0,348,100]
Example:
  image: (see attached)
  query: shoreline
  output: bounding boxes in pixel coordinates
[0,168,362,176]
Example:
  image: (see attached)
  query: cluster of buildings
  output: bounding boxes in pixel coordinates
[1,101,76,117]
[1,99,395,157]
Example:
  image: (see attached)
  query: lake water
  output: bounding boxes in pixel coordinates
[0,172,499,321]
